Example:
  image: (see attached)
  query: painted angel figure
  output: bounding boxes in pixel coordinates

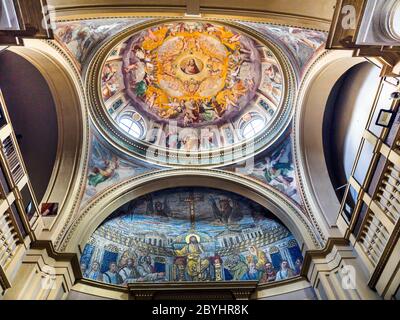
[251,142,298,199]
[88,153,119,188]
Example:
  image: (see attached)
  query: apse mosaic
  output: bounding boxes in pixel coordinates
[99,21,286,153]
[80,188,303,285]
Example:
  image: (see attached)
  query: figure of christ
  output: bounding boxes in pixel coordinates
[181,58,201,75]
[175,235,210,281]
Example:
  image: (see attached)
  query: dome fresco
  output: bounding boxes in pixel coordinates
[119,21,263,127]
[80,187,303,285]
[98,20,290,161]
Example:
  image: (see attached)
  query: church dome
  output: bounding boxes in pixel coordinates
[87,20,296,167]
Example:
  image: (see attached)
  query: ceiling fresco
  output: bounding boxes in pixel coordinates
[243,22,327,76]
[225,129,302,206]
[80,126,302,210]
[54,18,151,71]
[97,20,288,158]
[80,187,303,285]
[82,128,158,207]
[53,19,326,165]
[105,21,278,128]
[54,18,327,77]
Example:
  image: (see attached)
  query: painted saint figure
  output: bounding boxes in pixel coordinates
[102,262,123,285]
[136,256,165,281]
[246,245,268,280]
[275,260,295,281]
[85,261,102,281]
[260,262,276,283]
[209,196,243,224]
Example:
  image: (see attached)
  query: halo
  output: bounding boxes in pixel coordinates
[185,233,201,244]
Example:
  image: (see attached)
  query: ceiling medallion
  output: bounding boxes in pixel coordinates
[88,19,296,167]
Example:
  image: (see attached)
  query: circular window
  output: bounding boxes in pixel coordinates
[391,1,400,38]
[240,114,265,139]
[381,0,400,41]
[118,113,145,139]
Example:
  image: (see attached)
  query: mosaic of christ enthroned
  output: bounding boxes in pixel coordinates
[81,188,303,286]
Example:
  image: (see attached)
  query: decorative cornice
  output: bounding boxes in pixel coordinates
[300,237,349,275]
[30,240,82,280]
[53,10,331,32]
[73,272,307,300]
[291,50,336,244]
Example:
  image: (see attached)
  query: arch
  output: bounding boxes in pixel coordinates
[60,169,322,253]
[293,50,370,236]
[0,51,58,202]
[7,39,89,236]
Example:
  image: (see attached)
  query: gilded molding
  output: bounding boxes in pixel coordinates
[36,39,93,250]
[291,50,339,244]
